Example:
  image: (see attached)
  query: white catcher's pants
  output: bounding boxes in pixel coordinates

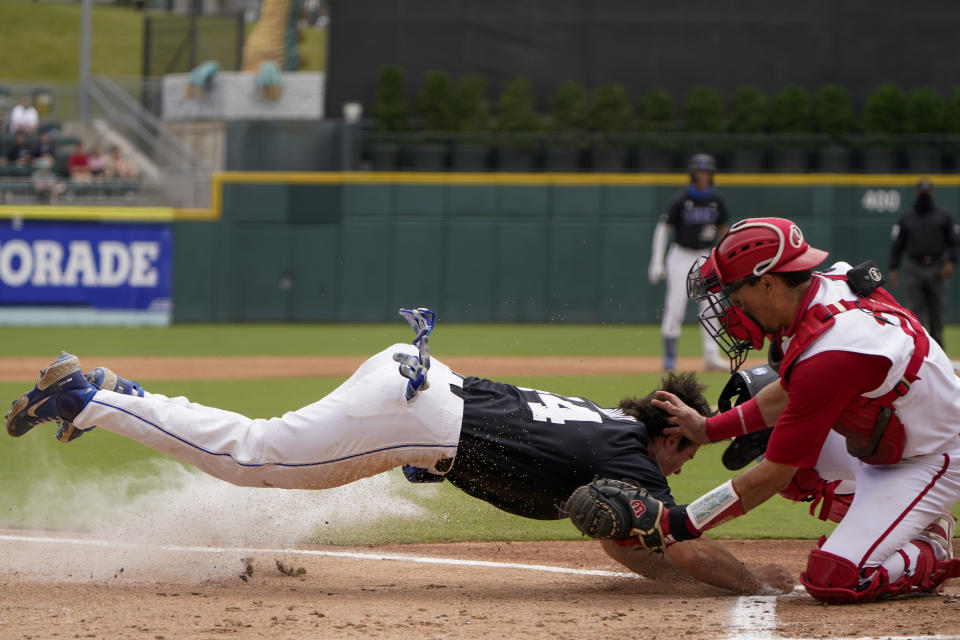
[813,430,960,581]
[661,244,721,363]
[73,345,464,489]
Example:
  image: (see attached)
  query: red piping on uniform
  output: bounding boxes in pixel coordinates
[896,548,911,573]
[857,454,950,569]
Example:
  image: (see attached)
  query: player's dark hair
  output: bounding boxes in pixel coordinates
[618,371,712,451]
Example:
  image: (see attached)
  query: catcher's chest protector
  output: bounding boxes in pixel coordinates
[778,280,929,466]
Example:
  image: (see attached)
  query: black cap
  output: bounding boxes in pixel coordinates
[688,153,716,174]
[917,178,934,192]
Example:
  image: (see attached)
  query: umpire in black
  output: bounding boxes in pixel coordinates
[889,178,960,347]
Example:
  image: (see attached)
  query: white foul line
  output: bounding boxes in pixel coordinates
[728,595,779,640]
[0,533,640,579]
[725,592,960,640]
[6,533,960,640]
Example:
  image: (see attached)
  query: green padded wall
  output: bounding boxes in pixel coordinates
[173,176,960,324]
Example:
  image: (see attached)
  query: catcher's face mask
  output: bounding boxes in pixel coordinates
[687,218,830,371]
[687,253,763,371]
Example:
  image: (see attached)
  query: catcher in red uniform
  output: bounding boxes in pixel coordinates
[569,217,960,603]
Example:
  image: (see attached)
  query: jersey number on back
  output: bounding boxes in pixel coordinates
[521,389,603,424]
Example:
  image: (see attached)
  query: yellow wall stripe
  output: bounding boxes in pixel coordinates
[1,171,955,222]
[0,204,179,221]
[214,171,960,187]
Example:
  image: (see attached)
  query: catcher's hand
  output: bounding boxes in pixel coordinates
[566,478,669,551]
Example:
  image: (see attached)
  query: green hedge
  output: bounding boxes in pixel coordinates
[374,68,960,136]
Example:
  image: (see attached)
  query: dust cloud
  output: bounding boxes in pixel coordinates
[0,460,426,583]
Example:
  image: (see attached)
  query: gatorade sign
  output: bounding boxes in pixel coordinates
[0,221,172,310]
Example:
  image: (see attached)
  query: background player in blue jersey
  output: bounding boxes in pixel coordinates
[649,153,729,371]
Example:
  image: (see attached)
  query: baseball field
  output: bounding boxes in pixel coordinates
[1,322,960,639]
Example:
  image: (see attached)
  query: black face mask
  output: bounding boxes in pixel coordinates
[916,192,934,212]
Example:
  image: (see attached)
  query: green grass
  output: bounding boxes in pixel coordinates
[2,321,957,544]
[298,22,327,72]
[0,322,708,358]
[6,321,956,359]
[1,1,326,83]
[3,2,144,81]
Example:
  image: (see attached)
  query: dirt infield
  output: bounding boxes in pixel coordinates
[0,355,750,381]
[3,355,960,639]
[1,534,960,639]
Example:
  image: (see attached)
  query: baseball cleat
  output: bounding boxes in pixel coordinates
[918,512,957,561]
[55,366,147,443]
[393,307,436,399]
[86,366,145,398]
[5,352,97,438]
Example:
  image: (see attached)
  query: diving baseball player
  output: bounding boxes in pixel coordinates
[4,308,793,595]
[649,153,729,371]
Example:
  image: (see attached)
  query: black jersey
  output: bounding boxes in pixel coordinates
[890,205,960,268]
[665,186,729,250]
[444,377,676,520]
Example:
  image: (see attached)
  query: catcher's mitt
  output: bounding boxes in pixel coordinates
[566,478,668,551]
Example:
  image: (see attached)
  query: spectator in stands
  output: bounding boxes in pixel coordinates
[31,155,66,203]
[10,96,39,135]
[4,130,33,167]
[68,141,92,183]
[31,130,56,165]
[106,145,139,180]
[87,145,108,182]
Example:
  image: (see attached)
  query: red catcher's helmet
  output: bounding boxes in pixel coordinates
[714,217,829,283]
[686,218,829,371]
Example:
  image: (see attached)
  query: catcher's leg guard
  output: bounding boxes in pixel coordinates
[874,540,960,598]
[801,550,869,603]
[915,512,960,593]
[802,543,960,603]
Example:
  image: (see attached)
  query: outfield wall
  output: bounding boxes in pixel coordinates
[170,172,960,324]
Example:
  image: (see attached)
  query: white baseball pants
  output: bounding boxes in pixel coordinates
[72,345,464,489]
[814,430,960,580]
[661,243,722,364]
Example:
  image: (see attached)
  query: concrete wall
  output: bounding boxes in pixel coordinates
[166,121,227,171]
[163,72,324,121]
